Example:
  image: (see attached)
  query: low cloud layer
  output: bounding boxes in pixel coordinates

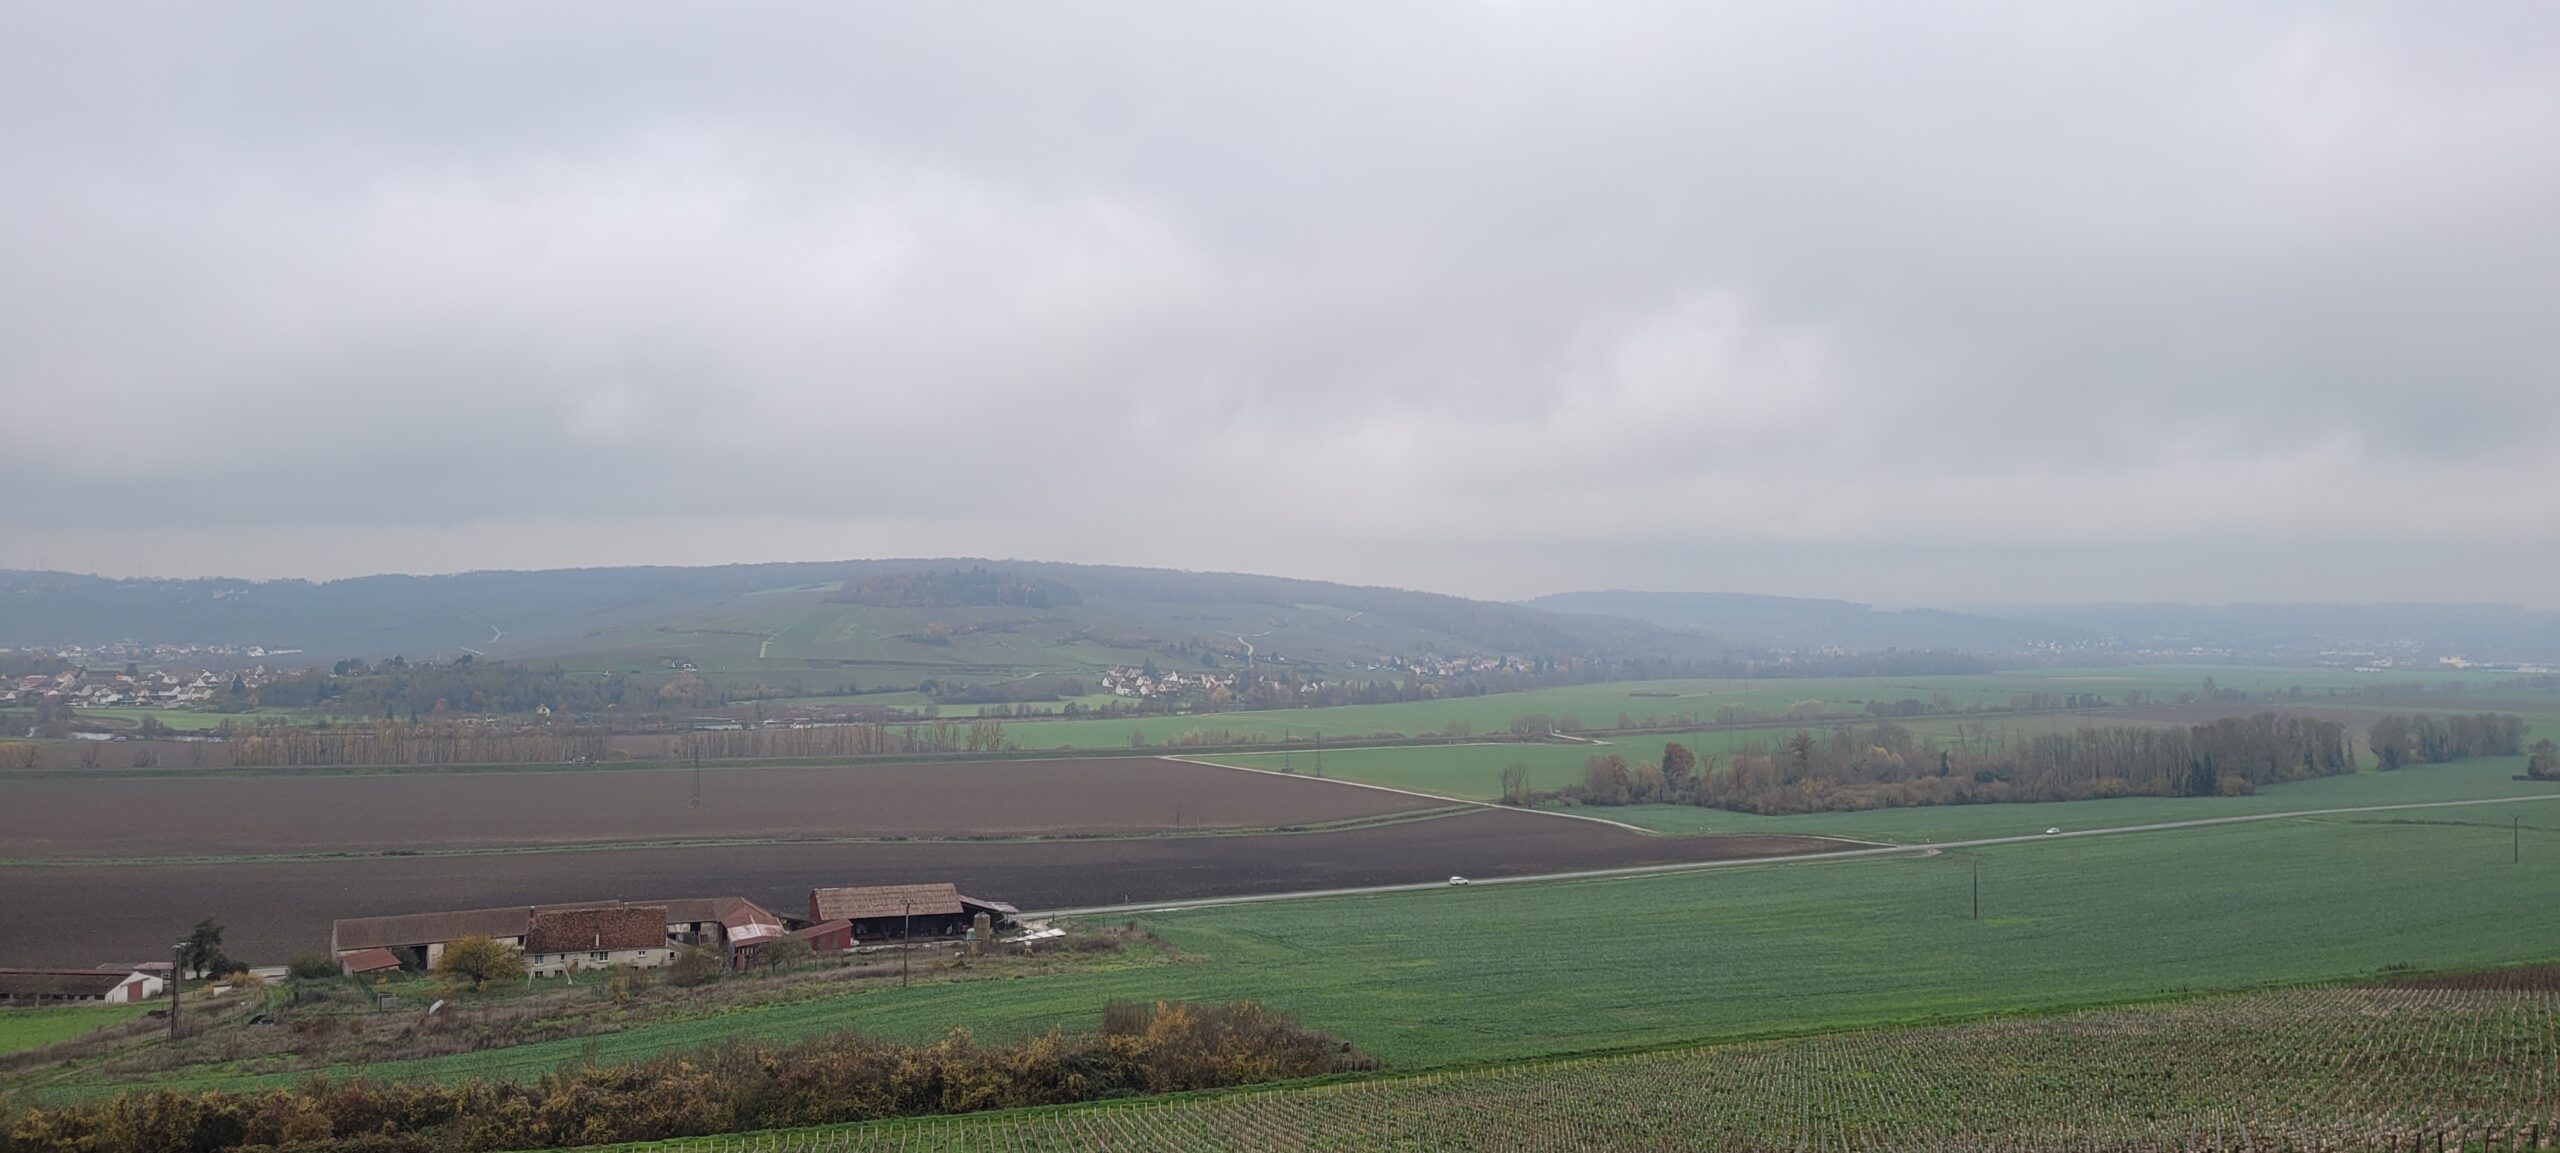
[4,3,2554,604]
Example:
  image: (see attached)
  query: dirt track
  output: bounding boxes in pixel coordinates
[0,758,1441,859]
[0,809,1839,967]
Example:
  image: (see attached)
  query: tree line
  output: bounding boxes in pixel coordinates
[223,721,615,768]
[1524,713,2362,814]
[0,1001,1368,1153]
[674,719,1011,759]
[2366,713,2528,770]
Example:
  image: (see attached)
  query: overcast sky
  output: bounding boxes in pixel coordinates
[3,3,2554,606]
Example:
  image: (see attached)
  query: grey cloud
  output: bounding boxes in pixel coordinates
[2,2,2555,602]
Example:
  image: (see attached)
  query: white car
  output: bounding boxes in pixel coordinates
[2045,827,2063,836]
[1448,875,1471,886]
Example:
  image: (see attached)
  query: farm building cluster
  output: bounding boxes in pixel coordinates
[328,884,1018,978]
[0,964,169,1006]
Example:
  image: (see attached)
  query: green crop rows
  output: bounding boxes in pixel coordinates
[606,985,2560,1151]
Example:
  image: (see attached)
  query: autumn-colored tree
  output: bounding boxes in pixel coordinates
[1581,754,1631,805]
[1660,743,1697,793]
[435,935,526,990]
[2530,739,2560,780]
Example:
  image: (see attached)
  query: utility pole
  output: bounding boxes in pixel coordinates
[1971,859,1980,921]
[690,745,703,808]
[1314,731,1322,778]
[901,897,914,987]
[2517,815,2523,864]
[168,940,184,1041]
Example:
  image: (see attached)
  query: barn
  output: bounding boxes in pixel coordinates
[788,919,853,955]
[330,905,534,972]
[330,895,784,974]
[807,883,1016,941]
[0,968,163,1006]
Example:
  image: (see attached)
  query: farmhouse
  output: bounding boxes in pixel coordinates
[330,895,787,974]
[522,906,676,977]
[0,968,163,1006]
[807,883,1016,940]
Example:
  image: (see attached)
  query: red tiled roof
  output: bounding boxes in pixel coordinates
[335,897,769,951]
[811,883,962,922]
[526,905,668,953]
[334,906,532,951]
[338,947,403,974]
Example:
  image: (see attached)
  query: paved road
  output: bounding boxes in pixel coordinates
[1028,791,2560,920]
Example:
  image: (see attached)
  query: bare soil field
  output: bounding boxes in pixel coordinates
[0,809,1841,966]
[0,758,1443,859]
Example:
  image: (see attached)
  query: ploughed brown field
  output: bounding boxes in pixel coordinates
[0,757,1445,859]
[0,807,1843,966]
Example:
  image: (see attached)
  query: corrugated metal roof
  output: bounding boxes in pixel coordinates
[811,882,963,921]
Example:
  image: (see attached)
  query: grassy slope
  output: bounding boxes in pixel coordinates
[55,792,2560,1097]
[0,1005,146,1056]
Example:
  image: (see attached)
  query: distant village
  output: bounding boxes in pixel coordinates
[1365,653,1544,678]
[1099,665,1238,699]
[3,666,282,711]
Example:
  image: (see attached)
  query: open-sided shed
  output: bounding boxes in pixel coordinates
[808,883,1014,940]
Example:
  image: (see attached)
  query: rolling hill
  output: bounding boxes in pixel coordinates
[0,562,1727,678]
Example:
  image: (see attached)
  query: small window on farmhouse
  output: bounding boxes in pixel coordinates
[590,951,608,961]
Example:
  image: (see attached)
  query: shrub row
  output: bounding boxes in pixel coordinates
[2,1001,1371,1153]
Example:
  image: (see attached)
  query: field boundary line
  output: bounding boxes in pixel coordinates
[1036,790,2560,920]
[1157,753,1666,835]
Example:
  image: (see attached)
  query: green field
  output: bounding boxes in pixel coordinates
[599,985,2560,1152]
[49,787,2560,1100]
[853,663,2521,753]
[65,707,280,732]
[1193,712,2149,800]
[0,1004,146,1056]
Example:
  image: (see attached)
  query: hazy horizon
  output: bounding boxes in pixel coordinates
[6,4,2555,607]
[10,556,2558,615]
